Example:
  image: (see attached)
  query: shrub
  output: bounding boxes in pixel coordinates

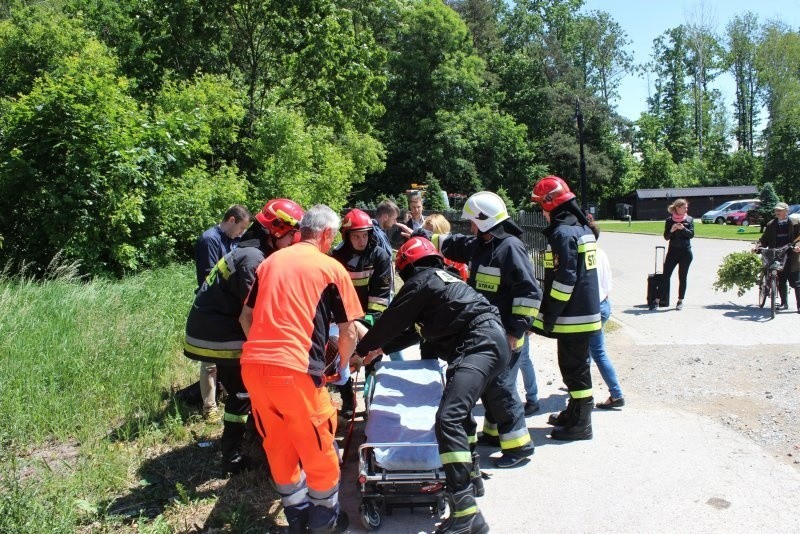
[713,251,761,297]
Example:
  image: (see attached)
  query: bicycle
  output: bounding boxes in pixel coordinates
[755,244,792,319]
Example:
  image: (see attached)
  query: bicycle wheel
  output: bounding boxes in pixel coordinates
[770,275,777,319]
[758,275,767,308]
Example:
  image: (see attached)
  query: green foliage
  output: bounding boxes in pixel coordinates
[432,104,534,202]
[0,4,90,98]
[147,165,250,264]
[726,12,762,155]
[424,176,448,212]
[638,142,680,188]
[370,0,488,197]
[394,193,409,210]
[248,106,382,212]
[496,187,517,217]
[713,251,762,296]
[0,38,149,276]
[757,182,781,224]
[721,149,762,186]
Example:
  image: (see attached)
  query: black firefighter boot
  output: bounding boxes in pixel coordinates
[547,397,579,426]
[550,397,593,441]
[221,419,250,475]
[470,452,484,497]
[436,485,490,534]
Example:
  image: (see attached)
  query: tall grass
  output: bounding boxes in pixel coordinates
[0,264,197,531]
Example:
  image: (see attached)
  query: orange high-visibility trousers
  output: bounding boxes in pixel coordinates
[242,363,340,495]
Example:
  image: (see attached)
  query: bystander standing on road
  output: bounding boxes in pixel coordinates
[661,198,694,311]
[587,222,625,409]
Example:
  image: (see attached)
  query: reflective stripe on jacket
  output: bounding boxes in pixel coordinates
[434,230,541,339]
[532,211,601,337]
[331,239,392,322]
[184,242,266,363]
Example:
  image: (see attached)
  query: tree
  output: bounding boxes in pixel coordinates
[369,0,488,197]
[726,12,762,155]
[573,10,633,109]
[757,182,780,229]
[757,23,800,201]
[431,104,534,203]
[0,4,91,98]
[684,3,723,159]
[446,0,503,60]
[649,27,695,164]
[423,176,448,212]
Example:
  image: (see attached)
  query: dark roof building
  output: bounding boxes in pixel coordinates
[625,186,758,220]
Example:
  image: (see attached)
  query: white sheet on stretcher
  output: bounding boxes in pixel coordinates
[365,359,445,471]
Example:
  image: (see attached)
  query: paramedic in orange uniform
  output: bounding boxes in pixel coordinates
[240,204,364,534]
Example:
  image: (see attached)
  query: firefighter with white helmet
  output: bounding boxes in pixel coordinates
[184,198,305,474]
[530,176,601,440]
[419,191,541,468]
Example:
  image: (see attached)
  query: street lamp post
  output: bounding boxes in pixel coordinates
[575,99,588,213]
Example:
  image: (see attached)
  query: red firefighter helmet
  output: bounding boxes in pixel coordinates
[255,199,304,239]
[340,208,373,237]
[531,175,576,212]
[395,236,442,273]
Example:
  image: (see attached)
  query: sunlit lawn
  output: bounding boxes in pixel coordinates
[598,220,763,241]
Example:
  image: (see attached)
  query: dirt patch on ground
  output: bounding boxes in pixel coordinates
[17,439,81,481]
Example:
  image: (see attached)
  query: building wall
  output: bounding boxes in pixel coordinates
[629,193,757,221]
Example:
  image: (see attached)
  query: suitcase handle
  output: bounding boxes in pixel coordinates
[654,246,666,274]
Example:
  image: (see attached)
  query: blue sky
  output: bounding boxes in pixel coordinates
[579,0,800,121]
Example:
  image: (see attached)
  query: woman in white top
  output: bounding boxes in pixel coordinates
[588,223,625,409]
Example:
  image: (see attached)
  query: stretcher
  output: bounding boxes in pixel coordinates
[356,359,448,531]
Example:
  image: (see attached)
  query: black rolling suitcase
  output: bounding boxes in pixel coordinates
[647,246,668,309]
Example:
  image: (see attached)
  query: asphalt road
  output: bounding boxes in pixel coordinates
[338,232,800,533]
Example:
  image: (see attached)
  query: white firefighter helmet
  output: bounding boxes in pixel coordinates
[461,191,510,233]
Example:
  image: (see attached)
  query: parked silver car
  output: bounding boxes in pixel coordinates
[701,199,759,224]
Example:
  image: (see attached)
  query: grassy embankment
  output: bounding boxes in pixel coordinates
[0,264,257,532]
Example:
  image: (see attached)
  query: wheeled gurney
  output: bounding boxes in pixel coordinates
[356,359,448,531]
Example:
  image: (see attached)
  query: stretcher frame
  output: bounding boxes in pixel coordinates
[356,360,448,531]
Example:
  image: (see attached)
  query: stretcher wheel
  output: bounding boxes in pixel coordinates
[360,500,382,531]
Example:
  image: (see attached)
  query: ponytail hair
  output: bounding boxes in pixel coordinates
[667,198,688,214]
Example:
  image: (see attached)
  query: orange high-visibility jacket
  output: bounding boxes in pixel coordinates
[242,242,363,380]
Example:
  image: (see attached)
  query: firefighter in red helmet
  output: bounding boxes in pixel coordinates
[330,208,392,418]
[184,198,304,474]
[530,176,601,440]
[356,236,507,534]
